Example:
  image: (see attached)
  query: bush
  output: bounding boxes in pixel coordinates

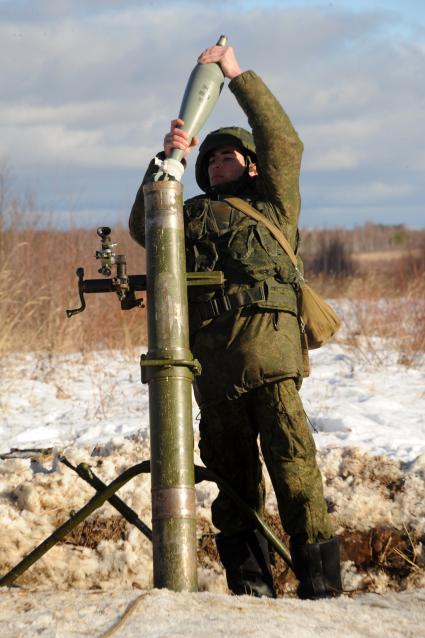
[311,235,355,277]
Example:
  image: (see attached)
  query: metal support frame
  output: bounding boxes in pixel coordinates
[0,457,292,589]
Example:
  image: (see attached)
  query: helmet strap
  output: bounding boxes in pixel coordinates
[245,153,255,175]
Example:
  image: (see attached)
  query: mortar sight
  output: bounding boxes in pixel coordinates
[66,226,224,319]
[97,226,112,240]
[95,226,116,276]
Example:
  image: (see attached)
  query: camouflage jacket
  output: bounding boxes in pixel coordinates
[129,71,308,405]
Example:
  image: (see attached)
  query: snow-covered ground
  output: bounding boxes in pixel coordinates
[1,342,424,461]
[0,341,424,637]
[1,588,424,638]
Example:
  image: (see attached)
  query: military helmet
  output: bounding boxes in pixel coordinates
[195,126,256,192]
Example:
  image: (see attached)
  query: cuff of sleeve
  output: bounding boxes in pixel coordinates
[229,70,258,93]
[155,151,187,168]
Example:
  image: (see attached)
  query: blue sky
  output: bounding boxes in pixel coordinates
[0,0,424,229]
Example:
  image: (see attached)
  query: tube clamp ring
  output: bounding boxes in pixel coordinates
[140,355,202,383]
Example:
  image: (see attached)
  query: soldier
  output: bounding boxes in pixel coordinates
[129,44,342,599]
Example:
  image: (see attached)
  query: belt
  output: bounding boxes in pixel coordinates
[190,283,266,330]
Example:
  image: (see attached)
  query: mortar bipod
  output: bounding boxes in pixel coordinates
[66,226,225,318]
[0,458,292,588]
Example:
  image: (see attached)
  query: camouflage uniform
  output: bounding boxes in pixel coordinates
[129,70,333,546]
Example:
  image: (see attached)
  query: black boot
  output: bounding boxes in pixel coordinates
[290,537,342,599]
[216,529,276,598]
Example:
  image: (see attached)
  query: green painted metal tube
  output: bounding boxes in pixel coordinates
[142,180,198,592]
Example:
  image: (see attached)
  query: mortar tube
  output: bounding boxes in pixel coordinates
[142,180,198,592]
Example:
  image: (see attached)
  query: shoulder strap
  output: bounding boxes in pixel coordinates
[224,197,298,269]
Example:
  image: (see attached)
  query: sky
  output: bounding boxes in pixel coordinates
[0,0,424,229]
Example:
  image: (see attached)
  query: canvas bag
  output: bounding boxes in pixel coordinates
[225,198,341,349]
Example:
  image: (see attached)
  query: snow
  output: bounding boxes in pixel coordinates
[302,343,425,461]
[1,343,424,461]
[1,588,424,638]
[0,351,150,451]
[0,341,424,636]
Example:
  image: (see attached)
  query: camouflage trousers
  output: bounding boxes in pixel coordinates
[198,378,333,544]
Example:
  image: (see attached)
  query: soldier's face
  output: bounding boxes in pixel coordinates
[207,146,246,187]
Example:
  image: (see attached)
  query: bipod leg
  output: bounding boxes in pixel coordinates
[194,465,293,570]
[0,460,151,588]
[60,457,152,542]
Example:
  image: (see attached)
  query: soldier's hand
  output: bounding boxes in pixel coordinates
[164,119,199,159]
[197,45,242,80]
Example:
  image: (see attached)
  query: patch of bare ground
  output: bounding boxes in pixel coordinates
[60,516,129,549]
[1,442,423,594]
[197,514,425,597]
[11,509,424,595]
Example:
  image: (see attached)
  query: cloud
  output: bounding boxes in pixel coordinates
[0,2,424,228]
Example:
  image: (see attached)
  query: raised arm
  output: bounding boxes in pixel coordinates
[197,45,304,231]
[229,71,304,229]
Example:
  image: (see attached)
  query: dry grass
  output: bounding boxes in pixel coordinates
[0,179,424,362]
[0,225,147,354]
[301,231,425,366]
